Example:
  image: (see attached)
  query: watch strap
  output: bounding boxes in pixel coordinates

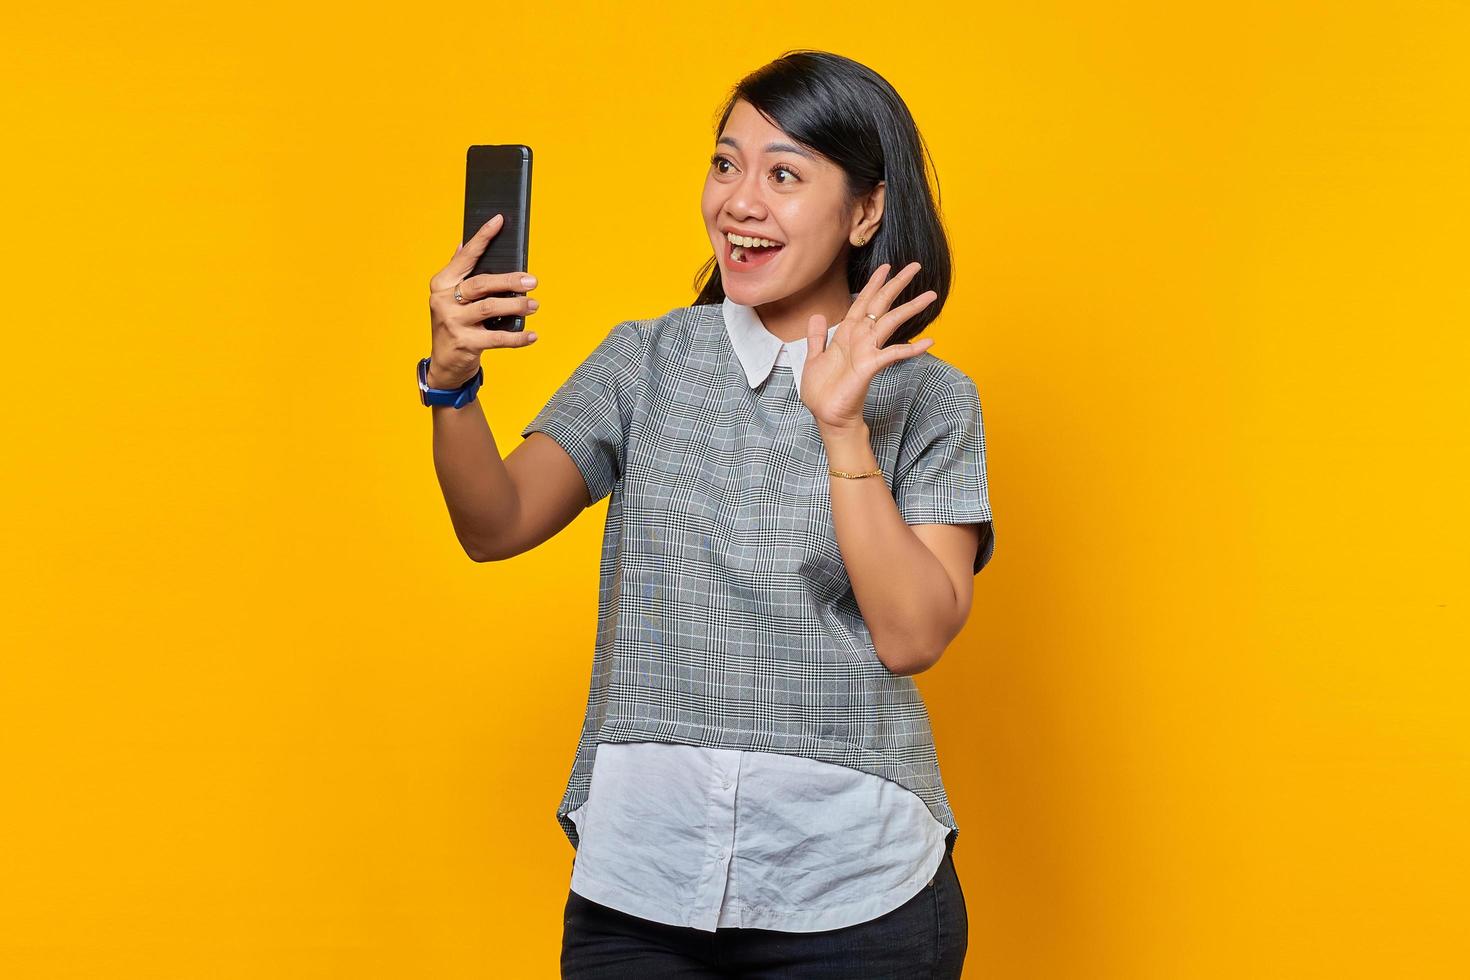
[418,356,483,408]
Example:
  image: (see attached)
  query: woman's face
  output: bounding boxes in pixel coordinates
[701,100,860,308]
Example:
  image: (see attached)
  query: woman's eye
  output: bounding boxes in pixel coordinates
[709,154,799,184]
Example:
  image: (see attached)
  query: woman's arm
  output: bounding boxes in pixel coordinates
[822,420,981,676]
[430,394,589,562]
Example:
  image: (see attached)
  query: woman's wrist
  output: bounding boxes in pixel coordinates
[427,363,476,389]
[819,421,876,473]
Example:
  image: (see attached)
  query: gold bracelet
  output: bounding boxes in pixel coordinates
[828,467,885,479]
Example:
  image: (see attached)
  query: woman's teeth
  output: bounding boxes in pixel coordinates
[726,232,782,248]
[727,232,783,264]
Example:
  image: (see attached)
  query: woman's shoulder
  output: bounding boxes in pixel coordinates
[885,349,981,413]
[591,303,722,378]
[600,301,711,345]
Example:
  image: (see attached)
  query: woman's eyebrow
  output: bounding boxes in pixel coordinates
[716,135,815,161]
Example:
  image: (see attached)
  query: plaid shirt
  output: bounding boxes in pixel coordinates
[557,311,955,933]
[521,297,994,852]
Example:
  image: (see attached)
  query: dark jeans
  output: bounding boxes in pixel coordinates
[561,830,968,978]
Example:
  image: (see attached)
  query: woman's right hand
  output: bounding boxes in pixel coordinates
[426,213,540,388]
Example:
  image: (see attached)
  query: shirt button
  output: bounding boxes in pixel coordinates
[722,780,731,790]
[719,849,728,859]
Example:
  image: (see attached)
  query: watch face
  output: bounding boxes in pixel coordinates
[419,359,442,404]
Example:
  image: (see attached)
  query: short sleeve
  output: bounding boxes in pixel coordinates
[892,372,995,575]
[519,319,643,506]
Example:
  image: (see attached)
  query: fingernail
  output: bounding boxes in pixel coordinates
[527,332,539,341]
[521,275,538,288]
[527,298,540,310]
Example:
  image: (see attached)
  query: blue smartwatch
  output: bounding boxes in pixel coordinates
[418,356,483,408]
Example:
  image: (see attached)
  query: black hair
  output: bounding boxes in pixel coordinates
[693,50,952,345]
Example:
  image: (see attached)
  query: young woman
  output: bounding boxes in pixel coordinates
[423,50,992,979]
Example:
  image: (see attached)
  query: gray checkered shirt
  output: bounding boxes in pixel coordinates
[521,297,994,851]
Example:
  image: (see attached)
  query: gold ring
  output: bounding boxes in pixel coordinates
[454,282,467,304]
[865,313,880,322]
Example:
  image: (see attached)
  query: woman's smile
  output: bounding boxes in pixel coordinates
[723,231,786,272]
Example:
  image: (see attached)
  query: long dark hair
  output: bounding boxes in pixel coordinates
[693,50,953,345]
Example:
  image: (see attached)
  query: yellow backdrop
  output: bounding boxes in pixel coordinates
[3,1,1466,976]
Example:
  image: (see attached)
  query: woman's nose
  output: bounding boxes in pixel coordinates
[726,168,770,214]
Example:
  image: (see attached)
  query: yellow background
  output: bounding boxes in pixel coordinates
[3,1,1466,976]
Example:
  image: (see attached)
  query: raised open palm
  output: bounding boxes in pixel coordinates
[799,262,938,430]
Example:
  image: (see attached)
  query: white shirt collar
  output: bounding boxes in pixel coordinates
[720,293,855,396]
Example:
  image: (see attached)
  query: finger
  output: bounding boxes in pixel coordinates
[468,325,540,351]
[459,293,539,330]
[873,261,922,313]
[461,296,541,351]
[871,290,938,343]
[440,213,504,284]
[806,313,828,355]
[451,269,538,305]
[861,262,921,328]
[880,336,935,367]
[850,262,893,317]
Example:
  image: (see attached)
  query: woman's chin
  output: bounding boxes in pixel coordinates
[722,281,767,306]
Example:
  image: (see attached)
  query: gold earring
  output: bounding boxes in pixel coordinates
[855,235,867,247]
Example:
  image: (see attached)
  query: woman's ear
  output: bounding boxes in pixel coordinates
[850,181,886,245]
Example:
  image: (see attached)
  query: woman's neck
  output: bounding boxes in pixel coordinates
[754,274,854,343]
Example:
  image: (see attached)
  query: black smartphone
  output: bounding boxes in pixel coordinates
[463,144,533,332]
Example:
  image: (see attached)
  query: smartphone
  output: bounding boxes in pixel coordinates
[463,144,533,332]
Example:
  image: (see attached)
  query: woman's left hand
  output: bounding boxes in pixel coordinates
[800,261,938,431]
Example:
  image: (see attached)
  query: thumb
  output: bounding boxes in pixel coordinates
[806,314,827,355]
